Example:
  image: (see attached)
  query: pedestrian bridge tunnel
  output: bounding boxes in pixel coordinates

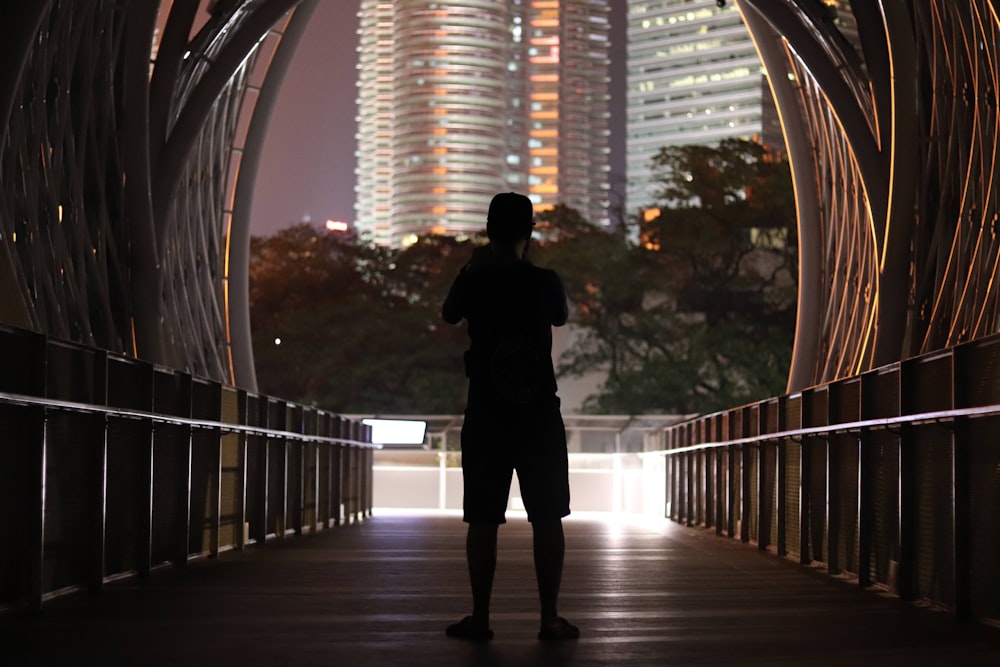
[2,0,1000,638]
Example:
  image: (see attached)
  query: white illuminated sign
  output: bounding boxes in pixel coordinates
[362,419,427,446]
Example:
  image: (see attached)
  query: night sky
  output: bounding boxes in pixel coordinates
[250,0,626,238]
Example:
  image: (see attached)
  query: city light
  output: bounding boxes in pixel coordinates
[325,219,349,232]
[355,0,611,245]
[363,419,427,446]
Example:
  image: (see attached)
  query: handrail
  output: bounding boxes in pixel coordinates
[660,403,1000,454]
[0,390,379,448]
[657,336,1000,625]
[2,381,376,612]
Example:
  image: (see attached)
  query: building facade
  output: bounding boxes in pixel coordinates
[355,0,611,247]
[625,0,764,213]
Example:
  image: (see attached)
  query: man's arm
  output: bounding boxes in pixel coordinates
[442,271,467,324]
[549,271,569,327]
[444,245,493,324]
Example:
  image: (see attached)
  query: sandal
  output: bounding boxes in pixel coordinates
[538,616,580,641]
[446,616,494,641]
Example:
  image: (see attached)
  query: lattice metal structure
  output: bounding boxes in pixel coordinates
[0,0,317,390]
[6,0,998,400]
[737,0,1000,390]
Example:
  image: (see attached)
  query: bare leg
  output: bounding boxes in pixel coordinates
[532,518,565,623]
[467,522,499,628]
[532,518,579,639]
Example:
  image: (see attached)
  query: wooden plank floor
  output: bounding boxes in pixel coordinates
[3,511,1000,666]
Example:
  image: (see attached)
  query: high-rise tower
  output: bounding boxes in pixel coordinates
[355,0,611,247]
[625,1,764,213]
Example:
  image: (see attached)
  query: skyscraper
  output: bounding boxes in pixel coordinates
[355,0,611,247]
[625,1,764,213]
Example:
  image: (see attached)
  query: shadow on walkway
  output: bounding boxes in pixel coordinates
[3,511,999,666]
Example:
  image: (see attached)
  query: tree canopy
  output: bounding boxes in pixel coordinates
[248,138,797,417]
[249,225,471,413]
[540,138,798,414]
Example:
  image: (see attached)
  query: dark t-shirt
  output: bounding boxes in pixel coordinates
[443,256,568,410]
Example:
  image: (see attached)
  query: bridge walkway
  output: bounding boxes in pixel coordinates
[3,512,999,666]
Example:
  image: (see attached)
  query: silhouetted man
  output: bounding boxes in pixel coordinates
[442,192,579,641]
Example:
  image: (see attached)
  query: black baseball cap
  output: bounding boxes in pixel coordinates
[486,192,534,241]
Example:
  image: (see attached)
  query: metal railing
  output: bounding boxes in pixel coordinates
[358,413,685,514]
[372,449,669,515]
[660,332,1000,624]
[0,325,376,612]
[8,313,999,628]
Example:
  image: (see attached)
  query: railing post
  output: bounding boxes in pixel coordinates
[340,418,348,525]
[90,350,109,593]
[357,421,365,520]
[26,404,46,611]
[858,371,876,588]
[299,410,309,533]
[176,373,193,568]
[663,437,672,520]
[714,415,724,534]
[24,332,47,610]
[827,383,841,575]
[671,427,680,521]
[740,409,751,544]
[366,421,375,517]
[251,395,269,545]
[675,427,684,523]
[897,360,916,601]
[290,404,303,537]
[332,417,344,525]
[951,346,971,620]
[137,362,155,580]
[436,450,447,510]
[799,389,812,565]
[202,381,223,559]
[344,424,353,523]
[699,430,715,528]
[690,436,699,526]
[350,420,361,522]
[684,447,694,526]
[313,411,322,533]
[301,407,310,533]
[757,402,770,551]
[726,441,737,538]
[776,396,787,558]
[670,427,681,522]
[363,421,374,517]
[367,444,375,517]
[329,414,339,526]
[277,401,289,538]
[689,422,696,525]
[316,413,327,529]
[324,416,334,526]
[236,389,249,549]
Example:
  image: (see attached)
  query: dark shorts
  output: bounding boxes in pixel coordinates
[460,404,570,524]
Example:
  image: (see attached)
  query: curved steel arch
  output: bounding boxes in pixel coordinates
[738,0,1000,389]
[0,0,315,388]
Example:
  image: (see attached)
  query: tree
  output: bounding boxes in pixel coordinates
[550,138,798,414]
[249,225,470,414]
[249,137,796,418]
